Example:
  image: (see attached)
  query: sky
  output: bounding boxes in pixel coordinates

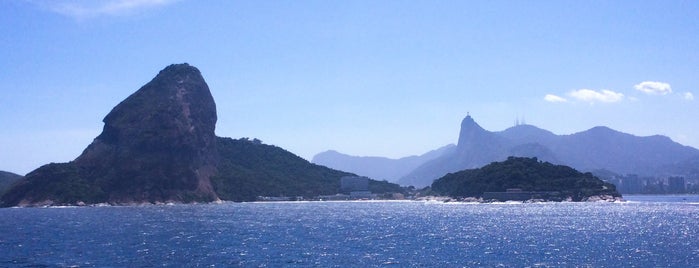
[1,0,698,175]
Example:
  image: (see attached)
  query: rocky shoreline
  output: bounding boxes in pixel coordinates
[9,194,627,208]
[416,194,624,203]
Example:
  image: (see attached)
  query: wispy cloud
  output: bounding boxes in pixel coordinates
[30,0,178,20]
[684,92,694,101]
[634,81,672,95]
[569,89,624,103]
[543,94,567,103]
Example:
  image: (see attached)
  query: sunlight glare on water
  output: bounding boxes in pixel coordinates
[1,199,698,267]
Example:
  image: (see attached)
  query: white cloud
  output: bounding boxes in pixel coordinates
[544,94,567,103]
[569,89,624,103]
[30,0,177,20]
[684,92,694,101]
[634,81,672,95]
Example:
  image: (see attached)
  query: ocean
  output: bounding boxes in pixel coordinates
[2,195,698,267]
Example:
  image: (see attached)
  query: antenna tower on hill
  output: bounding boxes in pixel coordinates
[514,116,527,127]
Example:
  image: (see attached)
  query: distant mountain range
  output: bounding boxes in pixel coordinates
[312,145,455,183]
[315,115,699,187]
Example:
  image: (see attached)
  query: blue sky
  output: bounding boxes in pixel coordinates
[1,0,698,175]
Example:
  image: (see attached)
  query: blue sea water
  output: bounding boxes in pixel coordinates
[2,196,699,267]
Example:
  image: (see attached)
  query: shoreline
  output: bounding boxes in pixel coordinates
[5,194,631,208]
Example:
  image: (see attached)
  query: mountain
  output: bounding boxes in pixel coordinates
[311,144,455,182]
[212,138,403,202]
[399,115,699,187]
[0,171,22,195]
[78,63,220,202]
[3,64,220,206]
[498,124,557,142]
[555,127,698,175]
[1,64,403,207]
[431,157,621,201]
[399,115,512,187]
[664,155,699,178]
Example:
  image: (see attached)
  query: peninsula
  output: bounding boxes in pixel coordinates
[1,64,403,207]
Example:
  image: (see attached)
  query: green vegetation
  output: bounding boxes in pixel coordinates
[1,163,106,206]
[0,171,23,197]
[431,157,621,201]
[211,137,404,202]
[369,179,405,194]
[1,137,406,206]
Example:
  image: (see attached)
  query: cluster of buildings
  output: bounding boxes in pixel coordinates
[607,175,698,194]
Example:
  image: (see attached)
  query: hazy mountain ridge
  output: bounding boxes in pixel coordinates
[319,115,699,188]
[400,115,513,187]
[311,144,455,182]
[401,116,699,187]
[664,155,699,178]
[553,127,698,176]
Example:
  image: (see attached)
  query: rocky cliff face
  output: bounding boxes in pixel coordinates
[2,64,220,205]
[75,63,219,203]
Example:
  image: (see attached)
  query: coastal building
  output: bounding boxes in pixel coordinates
[667,176,686,193]
[620,174,643,194]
